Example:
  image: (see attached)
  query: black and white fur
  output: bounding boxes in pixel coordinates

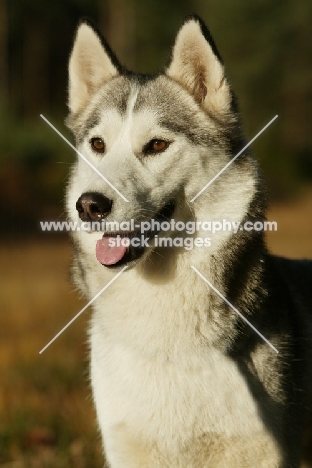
[66,16,312,467]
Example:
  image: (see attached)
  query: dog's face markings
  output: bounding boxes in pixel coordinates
[67,16,235,146]
[66,17,247,268]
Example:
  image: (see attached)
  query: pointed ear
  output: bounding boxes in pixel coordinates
[166,17,232,116]
[68,22,119,114]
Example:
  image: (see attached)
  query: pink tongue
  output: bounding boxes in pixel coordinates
[96,237,128,265]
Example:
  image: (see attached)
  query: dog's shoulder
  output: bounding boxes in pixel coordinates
[268,254,312,307]
[266,254,312,368]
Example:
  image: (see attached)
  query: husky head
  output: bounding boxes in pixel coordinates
[66,16,258,271]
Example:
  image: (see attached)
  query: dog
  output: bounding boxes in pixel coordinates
[65,15,312,467]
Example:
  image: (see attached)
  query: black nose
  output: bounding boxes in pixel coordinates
[76,192,113,222]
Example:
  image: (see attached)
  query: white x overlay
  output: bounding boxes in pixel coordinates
[39,113,279,354]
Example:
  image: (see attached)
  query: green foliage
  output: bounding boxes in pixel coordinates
[0,111,74,229]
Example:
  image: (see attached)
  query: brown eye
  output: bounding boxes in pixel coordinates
[90,137,105,153]
[144,139,170,155]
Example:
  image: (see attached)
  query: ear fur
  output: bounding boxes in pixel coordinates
[166,16,232,115]
[68,21,119,114]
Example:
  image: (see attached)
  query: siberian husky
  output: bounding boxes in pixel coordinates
[65,15,312,467]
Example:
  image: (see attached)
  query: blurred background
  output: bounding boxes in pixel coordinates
[0,0,311,466]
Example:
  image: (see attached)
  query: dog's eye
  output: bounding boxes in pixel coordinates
[144,139,170,155]
[90,138,105,153]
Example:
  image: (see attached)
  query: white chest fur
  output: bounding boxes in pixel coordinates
[88,269,278,466]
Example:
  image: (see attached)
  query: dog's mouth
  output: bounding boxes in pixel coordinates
[95,200,175,268]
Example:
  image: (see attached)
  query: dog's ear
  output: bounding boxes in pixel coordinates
[68,22,119,114]
[166,16,232,115]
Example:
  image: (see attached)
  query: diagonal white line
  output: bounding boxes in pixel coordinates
[40,114,129,203]
[190,115,278,203]
[39,266,128,354]
[191,266,279,354]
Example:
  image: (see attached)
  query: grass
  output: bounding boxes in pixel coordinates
[0,190,311,467]
[0,239,103,467]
